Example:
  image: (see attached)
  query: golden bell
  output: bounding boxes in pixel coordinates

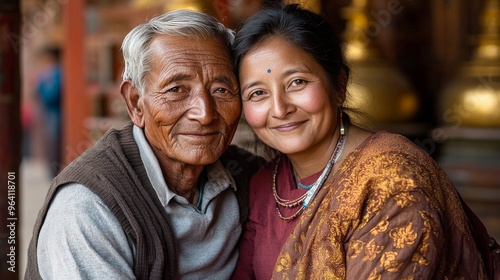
[439,0,500,128]
[341,0,419,126]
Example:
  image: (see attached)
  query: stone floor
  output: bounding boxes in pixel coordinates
[18,157,500,279]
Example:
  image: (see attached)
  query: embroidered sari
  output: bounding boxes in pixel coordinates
[272,131,487,279]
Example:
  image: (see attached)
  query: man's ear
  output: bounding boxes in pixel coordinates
[120,80,145,128]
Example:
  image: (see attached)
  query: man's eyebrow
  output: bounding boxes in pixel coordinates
[166,73,194,84]
[214,75,235,87]
[157,73,194,90]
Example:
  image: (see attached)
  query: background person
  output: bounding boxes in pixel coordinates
[35,46,62,178]
[231,4,496,279]
[26,9,263,279]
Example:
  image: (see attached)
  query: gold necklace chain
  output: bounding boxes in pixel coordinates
[272,156,308,208]
[272,117,347,221]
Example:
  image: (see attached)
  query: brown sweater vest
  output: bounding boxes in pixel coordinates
[25,123,264,279]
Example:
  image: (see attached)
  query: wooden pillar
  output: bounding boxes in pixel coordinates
[0,1,21,279]
[61,0,91,167]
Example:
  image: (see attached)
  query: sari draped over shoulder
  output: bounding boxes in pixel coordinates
[272,131,487,280]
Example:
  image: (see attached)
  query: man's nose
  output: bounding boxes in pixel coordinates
[187,90,217,124]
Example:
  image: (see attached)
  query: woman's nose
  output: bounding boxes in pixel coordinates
[271,91,295,118]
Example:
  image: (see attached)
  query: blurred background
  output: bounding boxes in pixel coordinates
[1,0,499,279]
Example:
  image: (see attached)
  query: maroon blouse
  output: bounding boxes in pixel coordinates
[232,155,322,279]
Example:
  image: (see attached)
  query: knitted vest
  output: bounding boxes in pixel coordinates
[25,123,264,279]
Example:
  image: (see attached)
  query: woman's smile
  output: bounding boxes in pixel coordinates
[271,120,308,132]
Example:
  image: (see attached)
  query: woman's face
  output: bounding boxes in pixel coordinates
[239,36,339,156]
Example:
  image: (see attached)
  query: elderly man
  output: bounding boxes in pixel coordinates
[25,10,263,279]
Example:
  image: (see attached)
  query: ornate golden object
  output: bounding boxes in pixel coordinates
[284,0,321,14]
[342,0,419,125]
[439,0,500,127]
[163,0,212,12]
[132,0,158,9]
[132,0,212,12]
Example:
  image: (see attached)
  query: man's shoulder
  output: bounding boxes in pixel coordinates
[48,183,106,212]
[56,124,136,180]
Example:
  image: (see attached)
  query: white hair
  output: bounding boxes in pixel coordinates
[121,10,235,94]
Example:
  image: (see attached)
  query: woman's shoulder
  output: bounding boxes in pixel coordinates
[341,128,447,184]
[354,129,432,163]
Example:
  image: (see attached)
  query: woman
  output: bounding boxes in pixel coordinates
[231,4,493,279]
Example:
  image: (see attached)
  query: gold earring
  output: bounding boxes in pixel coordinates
[339,110,345,136]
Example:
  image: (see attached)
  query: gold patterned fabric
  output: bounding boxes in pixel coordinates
[272,131,487,279]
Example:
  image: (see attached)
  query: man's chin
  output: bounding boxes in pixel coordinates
[177,146,225,165]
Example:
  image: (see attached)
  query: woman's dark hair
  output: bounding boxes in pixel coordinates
[232,4,350,96]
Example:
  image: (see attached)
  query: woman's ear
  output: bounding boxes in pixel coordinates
[120,80,145,128]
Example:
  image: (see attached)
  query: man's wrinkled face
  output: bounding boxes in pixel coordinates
[136,35,241,165]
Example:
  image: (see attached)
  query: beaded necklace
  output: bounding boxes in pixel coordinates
[272,116,347,221]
